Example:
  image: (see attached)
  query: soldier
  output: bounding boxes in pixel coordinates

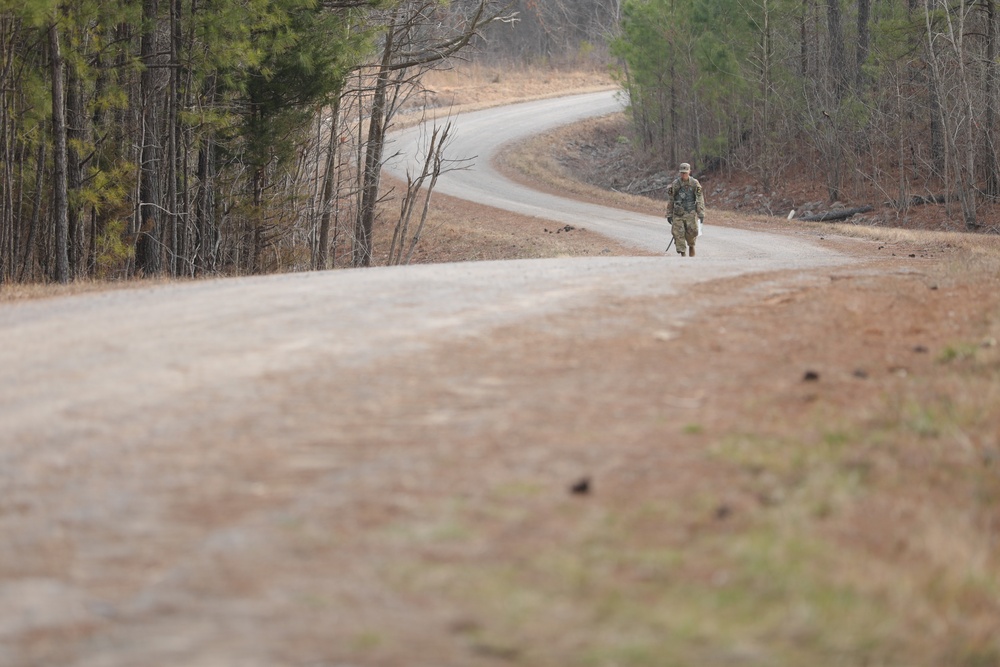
[664,163,705,257]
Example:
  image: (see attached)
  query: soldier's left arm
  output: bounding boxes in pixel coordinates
[695,182,706,219]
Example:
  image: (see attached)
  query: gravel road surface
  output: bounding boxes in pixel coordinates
[3,91,852,454]
[387,90,843,264]
[0,92,857,666]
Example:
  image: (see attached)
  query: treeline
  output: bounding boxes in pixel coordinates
[0,0,509,284]
[613,0,1000,230]
[478,0,622,65]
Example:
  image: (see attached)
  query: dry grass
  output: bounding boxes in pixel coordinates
[387,256,1000,665]
[395,94,1000,664]
[496,125,663,217]
[406,63,615,116]
[362,235,1000,665]
[0,276,181,303]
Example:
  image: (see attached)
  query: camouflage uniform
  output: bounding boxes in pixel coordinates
[665,164,706,256]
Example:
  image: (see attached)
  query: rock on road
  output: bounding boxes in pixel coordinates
[0,91,855,665]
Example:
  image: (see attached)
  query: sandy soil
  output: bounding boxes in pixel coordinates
[2,67,1000,666]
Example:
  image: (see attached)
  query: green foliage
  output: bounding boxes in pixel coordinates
[612,0,857,171]
[81,159,134,214]
[0,0,404,281]
[612,0,790,161]
[0,0,59,26]
[612,0,686,89]
[242,1,371,170]
[610,0,689,150]
[938,342,981,364]
[0,22,51,139]
[869,1,925,62]
[93,219,135,279]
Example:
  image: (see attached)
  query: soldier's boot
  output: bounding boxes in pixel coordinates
[677,248,686,257]
[688,246,695,257]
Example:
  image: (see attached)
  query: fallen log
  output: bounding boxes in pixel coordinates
[884,194,948,208]
[797,205,873,222]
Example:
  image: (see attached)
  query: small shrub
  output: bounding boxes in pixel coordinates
[94,219,135,280]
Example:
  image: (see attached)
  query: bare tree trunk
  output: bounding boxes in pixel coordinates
[402,123,451,265]
[49,22,71,284]
[19,142,45,282]
[894,63,909,210]
[195,73,218,275]
[827,0,846,102]
[856,0,870,91]
[251,165,265,274]
[308,111,322,266]
[800,0,809,78]
[825,0,845,201]
[668,56,677,168]
[67,59,86,278]
[136,0,162,276]
[924,0,978,228]
[316,97,343,270]
[758,0,774,190]
[354,0,510,267]
[928,76,944,174]
[86,29,113,277]
[0,18,11,282]
[389,123,450,266]
[195,136,216,275]
[354,11,397,268]
[985,0,999,199]
[0,130,11,283]
[167,0,182,276]
[946,0,978,227]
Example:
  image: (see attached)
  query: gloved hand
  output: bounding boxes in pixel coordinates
[667,216,673,224]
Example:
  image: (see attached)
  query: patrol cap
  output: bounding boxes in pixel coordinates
[679,163,691,173]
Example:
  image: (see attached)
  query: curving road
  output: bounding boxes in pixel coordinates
[0,91,859,665]
[0,92,854,449]
[387,89,847,264]
[0,89,856,531]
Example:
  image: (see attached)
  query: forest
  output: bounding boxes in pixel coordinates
[0,0,623,284]
[613,0,1000,232]
[1,0,995,284]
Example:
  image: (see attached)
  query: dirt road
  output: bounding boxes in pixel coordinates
[389,91,851,264]
[1,95,959,666]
